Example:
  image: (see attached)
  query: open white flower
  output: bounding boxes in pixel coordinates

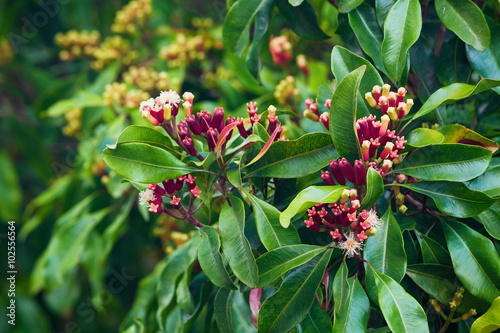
[138,189,156,207]
[139,98,155,113]
[339,232,363,258]
[365,209,383,230]
[158,90,181,106]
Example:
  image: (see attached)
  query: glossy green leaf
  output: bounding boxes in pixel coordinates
[414,231,452,266]
[364,207,406,294]
[156,237,201,331]
[219,196,259,288]
[44,90,103,117]
[333,261,370,333]
[395,144,491,182]
[471,296,500,333]
[435,0,490,51]
[300,302,332,333]
[257,249,332,333]
[348,3,386,72]
[381,0,421,83]
[412,79,500,120]
[475,201,500,240]
[437,124,499,153]
[437,37,471,86]
[223,0,273,55]
[246,0,274,78]
[368,265,429,333]
[442,220,500,303]
[280,185,349,228]
[103,143,197,184]
[110,125,180,156]
[329,65,366,163]
[256,245,326,287]
[375,0,396,27]
[331,47,384,118]
[466,17,500,94]
[401,181,495,218]
[360,168,384,209]
[214,288,235,333]
[405,263,457,305]
[276,0,329,40]
[245,192,300,251]
[198,227,237,290]
[467,166,500,198]
[245,132,338,178]
[289,0,304,5]
[339,0,363,13]
[176,268,194,314]
[405,128,444,148]
[410,37,442,103]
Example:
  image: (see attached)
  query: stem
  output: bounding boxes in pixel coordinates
[177,205,205,228]
[438,309,456,333]
[422,0,429,21]
[434,24,447,57]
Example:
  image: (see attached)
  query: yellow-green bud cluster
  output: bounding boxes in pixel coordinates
[274,75,299,106]
[111,0,152,34]
[103,82,149,108]
[62,108,82,138]
[92,36,136,70]
[123,66,171,93]
[55,30,100,61]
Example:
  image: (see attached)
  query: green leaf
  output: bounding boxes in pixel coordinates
[442,220,500,303]
[219,196,259,288]
[405,128,444,149]
[338,0,363,13]
[245,132,338,178]
[329,65,366,163]
[437,37,471,86]
[333,261,370,333]
[435,0,490,51]
[156,237,201,331]
[365,207,406,281]
[300,302,333,333]
[360,168,384,209]
[368,265,429,333]
[103,143,197,184]
[471,296,500,333]
[414,231,452,266]
[246,0,274,78]
[466,17,500,94]
[176,268,194,314]
[245,192,301,251]
[381,0,421,83]
[289,0,304,5]
[223,0,274,55]
[394,144,492,182]
[214,288,235,333]
[110,125,180,156]
[467,166,500,198]
[375,0,396,27]
[475,201,500,240]
[44,91,103,117]
[437,124,499,153]
[401,181,495,218]
[276,0,329,40]
[331,47,384,118]
[405,263,457,305]
[257,249,332,333]
[198,227,238,290]
[412,79,500,120]
[348,3,385,73]
[280,185,349,228]
[256,245,326,287]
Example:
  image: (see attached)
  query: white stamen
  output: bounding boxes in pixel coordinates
[159,90,181,106]
[138,189,156,207]
[339,232,364,258]
[366,209,383,229]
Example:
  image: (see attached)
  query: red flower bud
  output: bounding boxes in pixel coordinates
[185,174,197,190]
[379,96,388,114]
[185,114,202,135]
[183,137,197,156]
[372,85,382,103]
[329,160,346,185]
[305,217,320,232]
[325,99,331,110]
[369,138,380,158]
[388,91,397,108]
[162,179,175,194]
[148,183,166,196]
[197,110,212,133]
[339,158,356,183]
[397,102,406,119]
[207,127,218,149]
[211,107,225,132]
[354,159,366,186]
[319,112,329,130]
[357,118,371,141]
[225,115,236,141]
[247,101,258,117]
[321,171,335,186]
[175,176,185,191]
[236,117,248,138]
[170,195,181,208]
[305,98,314,108]
[396,87,406,105]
